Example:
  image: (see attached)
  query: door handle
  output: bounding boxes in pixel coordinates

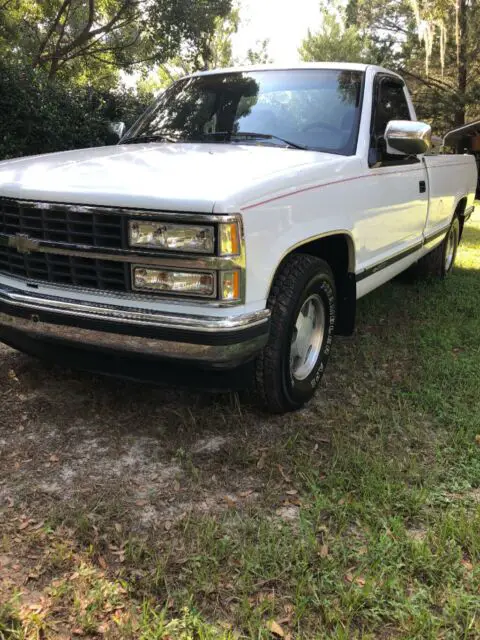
[419,180,426,193]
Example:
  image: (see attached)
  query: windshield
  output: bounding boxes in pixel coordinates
[123,69,364,155]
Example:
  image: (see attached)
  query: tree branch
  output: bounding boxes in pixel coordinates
[399,67,456,92]
[38,0,137,70]
[33,0,72,66]
[60,29,141,63]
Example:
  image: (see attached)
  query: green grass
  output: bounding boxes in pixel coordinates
[2,213,480,639]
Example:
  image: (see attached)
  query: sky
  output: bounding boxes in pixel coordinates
[232,0,322,64]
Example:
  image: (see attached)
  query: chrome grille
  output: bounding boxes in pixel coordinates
[0,198,123,249]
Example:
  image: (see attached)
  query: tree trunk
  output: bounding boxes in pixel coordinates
[48,58,60,80]
[454,0,468,127]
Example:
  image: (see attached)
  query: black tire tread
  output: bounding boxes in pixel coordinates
[412,215,459,280]
[254,253,333,413]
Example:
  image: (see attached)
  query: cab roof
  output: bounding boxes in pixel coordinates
[188,62,399,78]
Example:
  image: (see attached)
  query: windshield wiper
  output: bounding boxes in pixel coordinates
[199,131,308,150]
[122,134,182,144]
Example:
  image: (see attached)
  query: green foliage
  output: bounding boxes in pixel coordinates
[299,12,369,64]
[0,0,232,87]
[245,39,272,65]
[0,60,150,160]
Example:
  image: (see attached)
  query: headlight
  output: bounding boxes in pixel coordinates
[132,267,215,296]
[129,221,215,254]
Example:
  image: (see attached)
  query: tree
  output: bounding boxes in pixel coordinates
[0,0,232,85]
[133,5,273,95]
[298,5,370,64]
[180,3,240,71]
[407,0,474,126]
[245,39,272,65]
[345,0,480,131]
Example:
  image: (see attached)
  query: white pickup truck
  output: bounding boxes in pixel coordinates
[0,63,476,412]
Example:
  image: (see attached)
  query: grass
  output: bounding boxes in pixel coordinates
[1,212,480,639]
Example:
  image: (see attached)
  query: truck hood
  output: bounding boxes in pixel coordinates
[0,143,339,212]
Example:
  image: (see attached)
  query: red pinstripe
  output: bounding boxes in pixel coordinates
[241,161,473,211]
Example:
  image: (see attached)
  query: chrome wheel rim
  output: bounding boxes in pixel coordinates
[445,225,457,272]
[290,294,325,381]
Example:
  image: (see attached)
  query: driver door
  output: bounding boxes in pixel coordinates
[356,75,429,271]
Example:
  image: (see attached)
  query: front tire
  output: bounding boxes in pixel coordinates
[254,254,336,413]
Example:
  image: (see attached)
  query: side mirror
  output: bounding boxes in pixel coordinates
[107,121,126,141]
[385,120,432,155]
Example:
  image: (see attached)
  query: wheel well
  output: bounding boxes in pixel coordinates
[274,234,357,336]
[292,234,354,278]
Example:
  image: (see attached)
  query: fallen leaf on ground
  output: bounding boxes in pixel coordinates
[319,544,329,558]
[266,620,284,637]
[461,559,473,571]
[257,453,267,469]
[345,572,366,587]
[286,489,298,496]
[49,454,59,462]
[98,556,107,569]
[278,465,291,483]
[475,435,480,446]
[239,489,254,498]
[8,369,19,383]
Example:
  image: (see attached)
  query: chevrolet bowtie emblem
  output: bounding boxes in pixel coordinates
[8,234,41,255]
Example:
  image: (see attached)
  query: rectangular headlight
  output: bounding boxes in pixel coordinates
[129,220,215,254]
[133,267,215,296]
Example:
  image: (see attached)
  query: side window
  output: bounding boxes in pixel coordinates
[373,78,410,139]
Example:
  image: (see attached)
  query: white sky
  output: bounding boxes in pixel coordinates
[232,0,322,64]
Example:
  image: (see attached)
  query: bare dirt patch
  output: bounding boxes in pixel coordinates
[0,341,338,534]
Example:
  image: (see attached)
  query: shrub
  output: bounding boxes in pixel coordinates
[0,61,151,160]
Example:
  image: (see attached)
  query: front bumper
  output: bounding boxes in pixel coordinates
[0,284,270,369]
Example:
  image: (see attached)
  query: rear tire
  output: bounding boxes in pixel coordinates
[254,254,336,413]
[414,216,460,279]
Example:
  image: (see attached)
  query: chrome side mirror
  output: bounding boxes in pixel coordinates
[385,120,432,155]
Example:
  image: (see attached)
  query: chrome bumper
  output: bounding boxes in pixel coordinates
[0,285,270,368]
